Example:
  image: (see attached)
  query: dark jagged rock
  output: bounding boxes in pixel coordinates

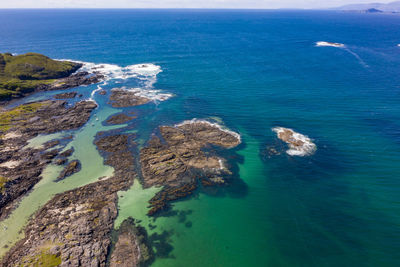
[54,158,67,165]
[109,88,150,108]
[56,160,81,181]
[41,149,60,161]
[106,113,134,125]
[59,147,74,158]
[140,120,241,215]
[43,139,60,149]
[0,100,96,219]
[40,71,104,92]
[99,90,107,95]
[1,132,139,267]
[53,91,77,99]
[110,217,154,267]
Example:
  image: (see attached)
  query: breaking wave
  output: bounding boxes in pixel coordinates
[272,127,316,156]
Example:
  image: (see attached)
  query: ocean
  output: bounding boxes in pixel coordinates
[1,9,400,266]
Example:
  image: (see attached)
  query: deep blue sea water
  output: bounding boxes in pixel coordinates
[1,9,400,266]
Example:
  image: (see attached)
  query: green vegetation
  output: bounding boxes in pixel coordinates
[0,102,48,132]
[0,176,7,194]
[20,249,61,267]
[20,242,63,267]
[0,53,80,100]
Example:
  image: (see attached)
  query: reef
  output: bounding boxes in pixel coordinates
[109,88,151,108]
[272,127,317,156]
[56,160,81,181]
[0,100,97,219]
[0,52,103,102]
[140,120,241,215]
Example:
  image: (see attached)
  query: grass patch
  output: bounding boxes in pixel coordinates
[0,101,48,132]
[0,176,7,194]
[20,250,61,267]
[20,242,63,267]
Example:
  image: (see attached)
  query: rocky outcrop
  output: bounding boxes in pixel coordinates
[110,217,153,267]
[109,88,150,108]
[1,132,140,267]
[40,71,104,93]
[56,160,81,181]
[1,176,119,267]
[106,113,134,125]
[140,120,241,215]
[272,127,316,156]
[0,100,97,219]
[54,92,77,99]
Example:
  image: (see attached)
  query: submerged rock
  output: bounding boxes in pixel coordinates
[272,127,316,156]
[140,120,241,215]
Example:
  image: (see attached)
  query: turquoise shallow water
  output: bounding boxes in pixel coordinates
[1,9,400,266]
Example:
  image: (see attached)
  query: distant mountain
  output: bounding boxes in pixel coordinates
[334,1,400,12]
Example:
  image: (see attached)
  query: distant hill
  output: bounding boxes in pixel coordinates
[334,1,400,12]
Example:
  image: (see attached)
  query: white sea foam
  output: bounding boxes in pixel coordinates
[218,159,225,170]
[57,59,162,86]
[78,61,162,85]
[57,59,171,105]
[315,41,345,48]
[175,119,241,143]
[90,84,103,101]
[272,127,316,156]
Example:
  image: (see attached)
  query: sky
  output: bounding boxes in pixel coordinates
[0,0,396,9]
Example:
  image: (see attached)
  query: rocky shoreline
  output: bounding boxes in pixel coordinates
[1,130,153,266]
[0,100,97,220]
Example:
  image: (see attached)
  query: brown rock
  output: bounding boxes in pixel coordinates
[110,218,153,267]
[56,160,81,181]
[106,113,134,125]
[140,120,240,215]
[53,92,77,99]
[109,88,150,108]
